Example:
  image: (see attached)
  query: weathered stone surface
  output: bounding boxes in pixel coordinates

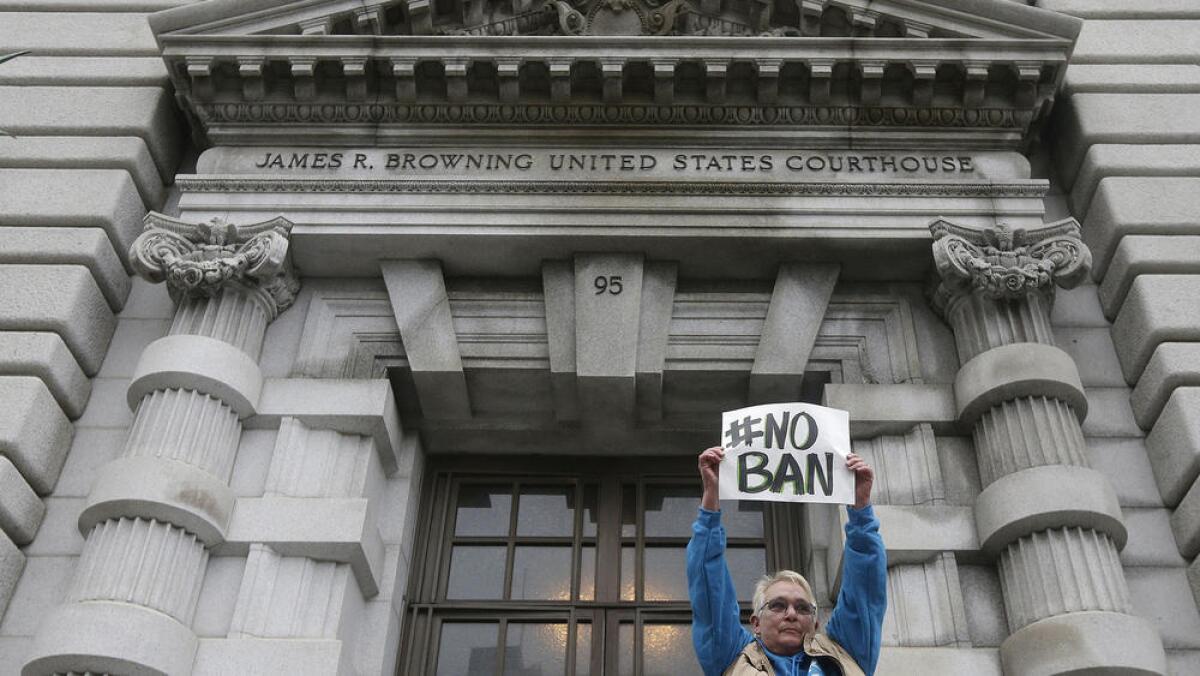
[1143,385,1200,504]
[1087,438,1165,509]
[1041,0,1200,18]
[750,263,838,404]
[0,137,167,205]
[1064,65,1200,96]
[1133,346,1200,432]
[1190,556,1200,619]
[877,647,1000,674]
[0,13,158,55]
[1112,276,1200,384]
[0,376,73,495]
[0,227,129,312]
[0,0,189,10]
[0,457,46,546]
[1070,145,1200,220]
[1084,178,1200,280]
[0,169,147,270]
[0,332,91,419]
[1000,611,1167,676]
[0,265,116,376]
[1121,508,1189,567]
[1056,96,1200,191]
[0,531,25,627]
[0,55,168,87]
[1074,21,1200,64]
[193,638,350,676]
[1101,236,1200,321]
[0,88,180,175]
[1053,327,1126,386]
[1172,477,1200,559]
[1127,566,1200,649]
[1048,283,1108,328]
[824,384,956,436]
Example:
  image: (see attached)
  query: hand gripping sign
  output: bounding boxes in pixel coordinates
[719,403,855,504]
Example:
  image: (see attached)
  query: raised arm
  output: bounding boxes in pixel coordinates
[825,453,888,675]
[687,447,753,676]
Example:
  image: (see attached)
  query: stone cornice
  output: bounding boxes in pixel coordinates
[928,217,1091,313]
[130,212,301,319]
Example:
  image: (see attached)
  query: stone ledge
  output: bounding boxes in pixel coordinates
[1064,65,1200,96]
[21,601,198,676]
[823,383,957,437]
[1055,95,1200,193]
[1000,611,1166,676]
[0,376,73,495]
[1041,0,1200,19]
[1073,20,1200,64]
[0,227,130,312]
[250,378,402,475]
[1100,236,1200,321]
[1112,275,1200,384]
[1133,345,1200,433]
[0,137,167,207]
[129,334,264,419]
[0,332,91,419]
[0,0,190,10]
[0,527,26,623]
[0,457,45,546]
[193,638,351,676]
[1070,145,1200,222]
[1084,177,1200,279]
[875,505,979,565]
[0,265,116,376]
[975,465,1126,557]
[0,56,169,87]
[877,647,1000,675]
[0,13,159,56]
[0,88,181,177]
[954,343,1086,425]
[0,169,147,270]
[219,496,384,598]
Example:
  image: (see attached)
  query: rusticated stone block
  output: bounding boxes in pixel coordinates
[1173,476,1200,559]
[0,265,116,376]
[1100,236,1200,321]
[0,376,73,494]
[0,55,168,87]
[1189,556,1200,616]
[1134,346,1200,431]
[1070,145,1200,222]
[1064,65,1200,96]
[1112,276,1200,384]
[0,169,146,269]
[0,227,130,311]
[1074,20,1200,64]
[0,332,91,418]
[0,137,166,207]
[0,13,159,56]
[1041,0,1200,18]
[0,528,25,624]
[0,88,180,176]
[0,456,45,546]
[1084,177,1200,279]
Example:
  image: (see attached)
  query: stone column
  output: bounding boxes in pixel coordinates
[929,219,1167,676]
[24,214,299,676]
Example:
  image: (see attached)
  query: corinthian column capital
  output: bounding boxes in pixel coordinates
[130,212,300,319]
[928,217,1091,315]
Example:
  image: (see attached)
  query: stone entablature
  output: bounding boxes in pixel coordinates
[150,0,1080,146]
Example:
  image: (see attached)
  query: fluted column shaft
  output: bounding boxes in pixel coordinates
[930,219,1164,675]
[24,215,299,676]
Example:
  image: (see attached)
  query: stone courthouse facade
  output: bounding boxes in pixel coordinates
[3,0,1200,674]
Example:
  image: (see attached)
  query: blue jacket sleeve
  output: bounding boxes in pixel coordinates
[825,504,887,676]
[687,508,754,676]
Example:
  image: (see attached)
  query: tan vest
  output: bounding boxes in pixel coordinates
[721,634,867,676]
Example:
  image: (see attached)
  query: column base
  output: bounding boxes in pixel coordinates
[23,601,198,676]
[1000,611,1166,676]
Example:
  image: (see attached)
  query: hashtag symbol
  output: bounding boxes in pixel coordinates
[725,415,763,448]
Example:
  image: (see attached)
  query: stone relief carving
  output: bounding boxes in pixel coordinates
[928,217,1091,309]
[130,212,301,317]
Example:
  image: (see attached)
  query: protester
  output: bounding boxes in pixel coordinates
[687,446,887,676]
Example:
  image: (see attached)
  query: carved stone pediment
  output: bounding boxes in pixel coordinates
[150,0,1081,146]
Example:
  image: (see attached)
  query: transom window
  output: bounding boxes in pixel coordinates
[398,457,807,675]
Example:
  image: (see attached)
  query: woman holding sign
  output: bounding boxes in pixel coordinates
[687,447,886,676]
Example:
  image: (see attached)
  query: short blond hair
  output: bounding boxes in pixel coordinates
[752,570,816,615]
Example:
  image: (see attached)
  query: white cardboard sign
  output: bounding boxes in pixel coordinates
[719,403,855,504]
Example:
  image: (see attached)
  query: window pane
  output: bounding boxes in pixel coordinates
[718,499,765,539]
[455,484,512,536]
[620,545,635,601]
[582,484,598,538]
[517,486,574,536]
[436,622,499,675]
[512,546,572,601]
[644,485,700,537]
[447,545,506,599]
[579,545,595,601]
[643,547,688,601]
[504,623,567,676]
[727,547,768,602]
[621,485,636,537]
[618,623,634,676]
[644,624,703,676]
[575,623,592,676]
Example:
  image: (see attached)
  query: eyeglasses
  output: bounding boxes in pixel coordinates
[758,598,817,616]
